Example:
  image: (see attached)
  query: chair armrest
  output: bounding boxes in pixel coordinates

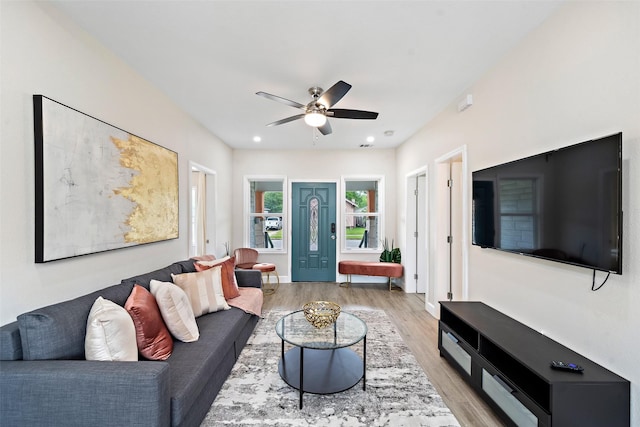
[234,269,262,288]
[0,360,171,427]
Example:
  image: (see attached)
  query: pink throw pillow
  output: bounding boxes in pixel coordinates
[125,285,173,360]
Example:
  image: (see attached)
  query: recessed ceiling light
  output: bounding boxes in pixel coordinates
[366,136,375,143]
[253,136,262,143]
[384,130,394,137]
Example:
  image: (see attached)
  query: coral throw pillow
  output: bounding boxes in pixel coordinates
[124,285,173,360]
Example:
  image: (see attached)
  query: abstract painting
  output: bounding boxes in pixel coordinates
[34,95,179,262]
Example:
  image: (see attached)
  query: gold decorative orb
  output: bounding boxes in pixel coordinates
[303,301,341,329]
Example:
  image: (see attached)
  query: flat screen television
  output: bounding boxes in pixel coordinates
[472,132,622,274]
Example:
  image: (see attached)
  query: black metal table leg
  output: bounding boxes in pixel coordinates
[299,347,304,409]
[363,335,367,390]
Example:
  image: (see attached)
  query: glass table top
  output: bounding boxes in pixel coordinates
[275,310,367,350]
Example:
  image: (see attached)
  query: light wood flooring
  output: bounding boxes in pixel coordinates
[262,281,505,427]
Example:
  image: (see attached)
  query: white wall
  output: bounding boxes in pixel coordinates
[0,2,234,324]
[232,149,397,279]
[396,1,640,422]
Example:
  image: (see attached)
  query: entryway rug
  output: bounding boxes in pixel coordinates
[202,309,460,426]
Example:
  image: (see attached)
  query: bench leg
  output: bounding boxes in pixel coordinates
[262,270,280,295]
[339,274,351,288]
[389,277,402,292]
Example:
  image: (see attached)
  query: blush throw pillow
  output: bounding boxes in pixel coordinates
[125,285,173,360]
[172,266,230,317]
[85,297,138,361]
[195,256,240,299]
[149,280,199,342]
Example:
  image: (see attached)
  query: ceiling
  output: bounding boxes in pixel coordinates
[49,1,562,151]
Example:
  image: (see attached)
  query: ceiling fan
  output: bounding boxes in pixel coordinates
[256,80,378,136]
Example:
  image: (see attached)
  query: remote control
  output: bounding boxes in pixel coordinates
[551,361,584,372]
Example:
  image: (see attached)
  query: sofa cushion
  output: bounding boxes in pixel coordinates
[174,258,199,274]
[172,267,230,317]
[166,308,251,425]
[120,263,184,290]
[150,280,199,342]
[125,285,173,360]
[17,283,133,360]
[85,297,138,361]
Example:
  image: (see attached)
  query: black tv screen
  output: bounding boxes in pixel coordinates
[472,133,622,274]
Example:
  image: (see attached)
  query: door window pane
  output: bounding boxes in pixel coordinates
[309,197,319,251]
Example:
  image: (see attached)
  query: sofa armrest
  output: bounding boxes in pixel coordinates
[0,321,22,360]
[234,269,262,288]
[0,360,170,427]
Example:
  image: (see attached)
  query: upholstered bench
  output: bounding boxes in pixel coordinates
[338,261,403,291]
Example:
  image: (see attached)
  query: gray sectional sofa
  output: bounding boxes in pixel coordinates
[0,259,263,427]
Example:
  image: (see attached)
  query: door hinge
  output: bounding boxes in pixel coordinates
[447,179,453,188]
[414,273,418,280]
[414,189,418,196]
[447,235,452,244]
[414,231,418,238]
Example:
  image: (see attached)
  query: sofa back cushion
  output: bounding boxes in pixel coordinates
[17,283,133,360]
[121,263,184,290]
[174,259,199,274]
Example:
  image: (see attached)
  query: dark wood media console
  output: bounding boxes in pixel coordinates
[438,301,629,427]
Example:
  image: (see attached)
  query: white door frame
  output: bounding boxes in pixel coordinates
[404,166,429,294]
[429,145,469,317]
[189,161,217,257]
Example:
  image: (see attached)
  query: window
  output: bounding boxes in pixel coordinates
[342,177,384,252]
[244,176,286,251]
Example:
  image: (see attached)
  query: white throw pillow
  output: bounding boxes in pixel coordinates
[85,296,138,361]
[150,280,200,342]
[171,266,230,317]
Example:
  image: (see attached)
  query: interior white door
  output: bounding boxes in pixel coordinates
[189,164,217,257]
[416,173,427,294]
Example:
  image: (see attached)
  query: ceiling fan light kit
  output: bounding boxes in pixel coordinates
[257,80,379,136]
[304,110,327,127]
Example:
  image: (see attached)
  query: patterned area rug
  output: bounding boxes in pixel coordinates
[202,310,460,426]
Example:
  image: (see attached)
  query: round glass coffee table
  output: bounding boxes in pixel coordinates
[275,310,367,409]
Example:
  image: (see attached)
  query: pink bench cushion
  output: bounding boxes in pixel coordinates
[338,261,403,278]
[252,263,276,273]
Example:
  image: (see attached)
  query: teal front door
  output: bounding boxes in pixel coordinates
[291,182,336,282]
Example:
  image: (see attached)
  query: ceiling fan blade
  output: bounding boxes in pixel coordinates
[317,80,351,108]
[266,114,305,127]
[318,120,332,135]
[256,92,305,110]
[327,109,379,120]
